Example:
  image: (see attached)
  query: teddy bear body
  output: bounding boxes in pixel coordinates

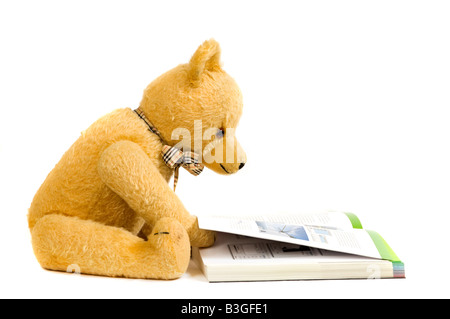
[29,108,169,234]
[28,108,195,279]
[28,40,246,279]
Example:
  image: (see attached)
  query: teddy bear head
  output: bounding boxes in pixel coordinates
[139,39,246,175]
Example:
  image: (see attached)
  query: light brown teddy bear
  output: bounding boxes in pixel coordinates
[28,39,247,280]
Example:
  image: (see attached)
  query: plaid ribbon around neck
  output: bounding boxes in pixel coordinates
[161,145,204,191]
[134,107,204,191]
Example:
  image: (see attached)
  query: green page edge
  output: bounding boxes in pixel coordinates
[343,212,363,229]
[366,230,401,262]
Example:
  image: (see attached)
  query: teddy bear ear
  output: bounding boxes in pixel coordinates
[188,39,222,87]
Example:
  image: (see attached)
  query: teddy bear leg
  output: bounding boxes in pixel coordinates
[31,214,190,279]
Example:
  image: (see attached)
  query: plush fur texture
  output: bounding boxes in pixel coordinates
[28,39,246,280]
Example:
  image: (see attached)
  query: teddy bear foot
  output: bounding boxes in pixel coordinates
[140,217,191,279]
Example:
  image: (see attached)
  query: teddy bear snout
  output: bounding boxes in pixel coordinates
[239,162,245,170]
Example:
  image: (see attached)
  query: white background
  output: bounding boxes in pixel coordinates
[1,0,449,299]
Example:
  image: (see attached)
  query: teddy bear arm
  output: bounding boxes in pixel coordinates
[97,140,214,247]
[98,140,193,226]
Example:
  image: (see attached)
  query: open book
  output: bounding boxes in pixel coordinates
[193,212,405,282]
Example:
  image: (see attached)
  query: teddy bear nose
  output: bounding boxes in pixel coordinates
[239,162,245,170]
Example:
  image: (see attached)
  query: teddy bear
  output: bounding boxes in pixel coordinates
[28,39,247,280]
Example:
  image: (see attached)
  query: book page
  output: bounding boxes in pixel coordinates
[198,212,382,259]
[199,211,355,230]
[193,233,403,282]
[200,233,381,265]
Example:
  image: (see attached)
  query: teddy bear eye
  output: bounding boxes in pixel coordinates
[216,128,225,138]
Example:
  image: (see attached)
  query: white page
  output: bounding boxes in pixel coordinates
[200,233,381,265]
[198,212,381,259]
[199,211,354,230]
